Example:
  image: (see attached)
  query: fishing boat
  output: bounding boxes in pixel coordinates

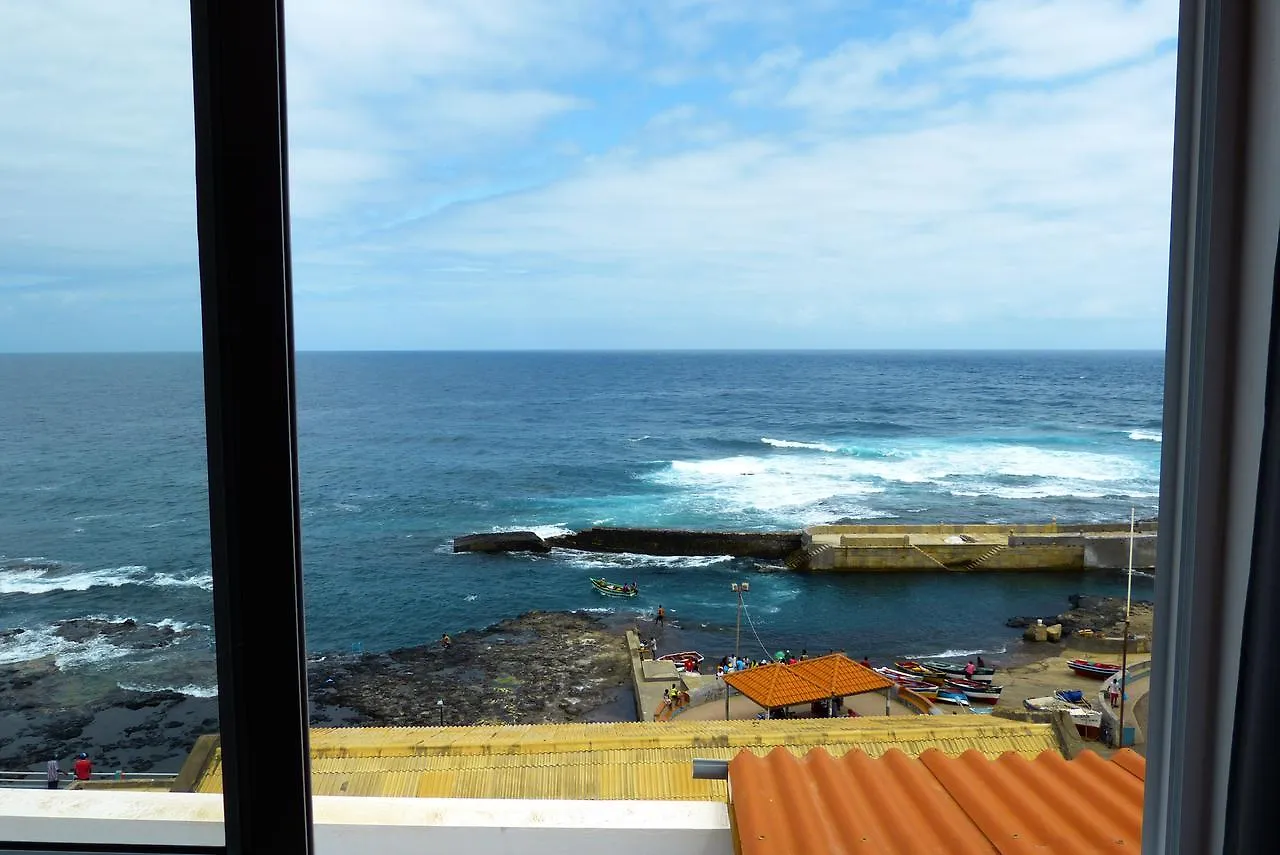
[892,661,946,683]
[878,666,930,683]
[1024,695,1104,740]
[943,678,1003,703]
[658,651,704,669]
[875,668,940,698]
[1067,659,1122,679]
[921,660,996,684]
[590,577,638,598]
[934,689,971,707]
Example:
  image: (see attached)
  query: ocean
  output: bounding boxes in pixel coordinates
[0,351,1162,698]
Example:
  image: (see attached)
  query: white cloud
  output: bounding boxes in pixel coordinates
[0,0,1179,349]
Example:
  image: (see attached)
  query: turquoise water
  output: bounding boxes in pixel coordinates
[0,351,1161,694]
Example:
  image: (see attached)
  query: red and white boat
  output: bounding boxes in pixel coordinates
[1066,659,1122,679]
[658,651,703,671]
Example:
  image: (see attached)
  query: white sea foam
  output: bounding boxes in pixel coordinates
[150,572,214,591]
[0,625,135,668]
[554,550,732,571]
[497,523,575,539]
[761,437,839,453]
[1128,430,1163,443]
[645,439,1158,520]
[0,565,149,595]
[628,435,652,442]
[0,626,66,664]
[118,682,219,698]
[904,646,1008,660]
[464,594,478,602]
[150,618,209,632]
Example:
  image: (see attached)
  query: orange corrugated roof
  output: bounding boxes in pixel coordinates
[791,653,894,696]
[729,747,1146,854]
[722,662,829,708]
[723,655,893,709]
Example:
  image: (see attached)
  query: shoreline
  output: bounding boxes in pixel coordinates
[0,595,1152,774]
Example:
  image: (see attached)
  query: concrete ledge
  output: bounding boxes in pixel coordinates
[642,660,679,681]
[171,733,219,793]
[0,791,732,854]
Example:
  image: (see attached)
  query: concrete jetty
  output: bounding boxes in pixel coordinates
[453,522,1158,573]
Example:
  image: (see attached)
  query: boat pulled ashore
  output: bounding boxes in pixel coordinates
[1066,659,1122,679]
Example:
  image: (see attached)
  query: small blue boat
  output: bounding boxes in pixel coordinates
[934,689,971,707]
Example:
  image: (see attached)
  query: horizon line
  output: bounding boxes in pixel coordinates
[0,346,1168,356]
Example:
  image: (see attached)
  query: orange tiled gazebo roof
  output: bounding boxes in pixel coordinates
[723,654,892,709]
[789,653,894,697]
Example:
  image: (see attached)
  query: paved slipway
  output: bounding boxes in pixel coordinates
[0,612,631,773]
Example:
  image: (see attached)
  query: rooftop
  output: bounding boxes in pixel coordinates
[728,746,1145,853]
[190,718,1060,800]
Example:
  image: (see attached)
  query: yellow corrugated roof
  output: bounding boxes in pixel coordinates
[193,718,1060,801]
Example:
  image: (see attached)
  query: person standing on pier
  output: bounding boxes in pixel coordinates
[46,759,65,789]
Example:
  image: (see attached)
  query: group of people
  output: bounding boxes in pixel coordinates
[45,753,92,789]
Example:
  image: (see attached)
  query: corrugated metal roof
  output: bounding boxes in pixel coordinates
[193,718,1060,801]
[729,747,1146,854]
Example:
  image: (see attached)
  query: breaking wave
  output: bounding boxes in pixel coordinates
[117,682,218,698]
[761,437,839,452]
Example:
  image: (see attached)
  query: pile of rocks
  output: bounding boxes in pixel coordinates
[1007,594,1155,643]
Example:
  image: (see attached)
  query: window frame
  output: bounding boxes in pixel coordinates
[189,0,314,852]
[5,0,1277,852]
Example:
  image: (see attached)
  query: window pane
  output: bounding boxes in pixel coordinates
[278,0,1170,845]
[0,2,223,848]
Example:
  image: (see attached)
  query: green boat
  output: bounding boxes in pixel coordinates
[591,577,638,598]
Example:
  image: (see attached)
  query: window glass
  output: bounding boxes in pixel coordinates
[283,0,1174,809]
[0,1,223,846]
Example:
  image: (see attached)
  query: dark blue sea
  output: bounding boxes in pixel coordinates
[0,351,1162,697]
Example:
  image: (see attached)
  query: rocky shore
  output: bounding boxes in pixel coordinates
[0,612,631,774]
[1005,594,1155,638]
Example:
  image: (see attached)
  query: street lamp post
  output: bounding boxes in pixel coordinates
[727,582,749,720]
[436,698,444,727]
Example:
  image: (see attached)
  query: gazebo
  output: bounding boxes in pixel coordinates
[722,654,894,718]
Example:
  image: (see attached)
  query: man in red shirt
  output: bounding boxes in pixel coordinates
[73,753,92,781]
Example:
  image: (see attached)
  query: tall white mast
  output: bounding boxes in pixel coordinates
[1126,506,1136,618]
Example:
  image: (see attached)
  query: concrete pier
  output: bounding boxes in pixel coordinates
[454,522,1157,573]
[800,523,1157,572]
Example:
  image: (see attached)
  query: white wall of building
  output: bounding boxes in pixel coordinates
[0,790,733,855]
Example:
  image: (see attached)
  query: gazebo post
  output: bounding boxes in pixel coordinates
[885,686,891,715]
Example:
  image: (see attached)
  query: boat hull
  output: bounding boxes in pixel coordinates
[944,679,1003,703]
[590,577,638,598]
[1066,659,1122,679]
[921,661,995,684]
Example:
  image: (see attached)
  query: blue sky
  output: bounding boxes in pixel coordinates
[0,0,1178,351]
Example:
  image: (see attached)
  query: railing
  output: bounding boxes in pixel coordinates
[0,770,179,789]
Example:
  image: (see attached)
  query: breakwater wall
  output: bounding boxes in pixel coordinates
[546,528,802,559]
[452,523,1157,573]
[453,527,802,560]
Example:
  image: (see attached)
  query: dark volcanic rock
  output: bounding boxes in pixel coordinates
[306,611,630,727]
[453,531,551,553]
[55,618,196,649]
[1006,594,1154,635]
[0,611,630,772]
